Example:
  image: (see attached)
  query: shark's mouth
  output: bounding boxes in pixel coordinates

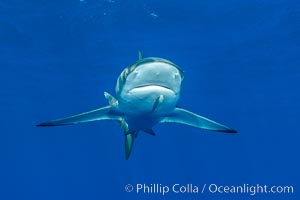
[133,84,172,90]
[130,84,175,94]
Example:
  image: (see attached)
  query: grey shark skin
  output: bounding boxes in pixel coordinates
[37,53,237,159]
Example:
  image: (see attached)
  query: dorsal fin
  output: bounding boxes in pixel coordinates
[138,51,143,60]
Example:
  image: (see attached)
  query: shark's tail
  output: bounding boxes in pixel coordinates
[124,131,138,160]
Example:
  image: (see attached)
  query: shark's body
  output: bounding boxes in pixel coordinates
[37,53,236,159]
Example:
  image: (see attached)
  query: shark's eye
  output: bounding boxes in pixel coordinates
[123,69,129,78]
[122,65,137,80]
[129,65,136,72]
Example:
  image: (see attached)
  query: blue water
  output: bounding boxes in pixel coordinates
[0,0,299,199]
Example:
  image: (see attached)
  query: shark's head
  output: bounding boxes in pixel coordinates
[116,57,184,114]
[116,57,184,96]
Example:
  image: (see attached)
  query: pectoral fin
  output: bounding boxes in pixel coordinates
[36,106,121,126]
[160,107,237,133]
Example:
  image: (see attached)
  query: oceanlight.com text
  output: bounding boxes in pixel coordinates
[207,183,294,195]
[124,183,294,196]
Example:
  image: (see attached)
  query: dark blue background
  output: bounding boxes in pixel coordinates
[0,0,299,199]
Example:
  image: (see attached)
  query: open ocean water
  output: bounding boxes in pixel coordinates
[0,0,299,199]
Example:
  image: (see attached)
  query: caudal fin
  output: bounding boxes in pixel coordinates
[160,107,237,133]
[125,132,137,160]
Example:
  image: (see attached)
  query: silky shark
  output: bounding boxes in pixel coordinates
[37,53,237,159]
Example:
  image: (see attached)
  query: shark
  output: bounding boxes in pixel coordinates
[37,52,237,159]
